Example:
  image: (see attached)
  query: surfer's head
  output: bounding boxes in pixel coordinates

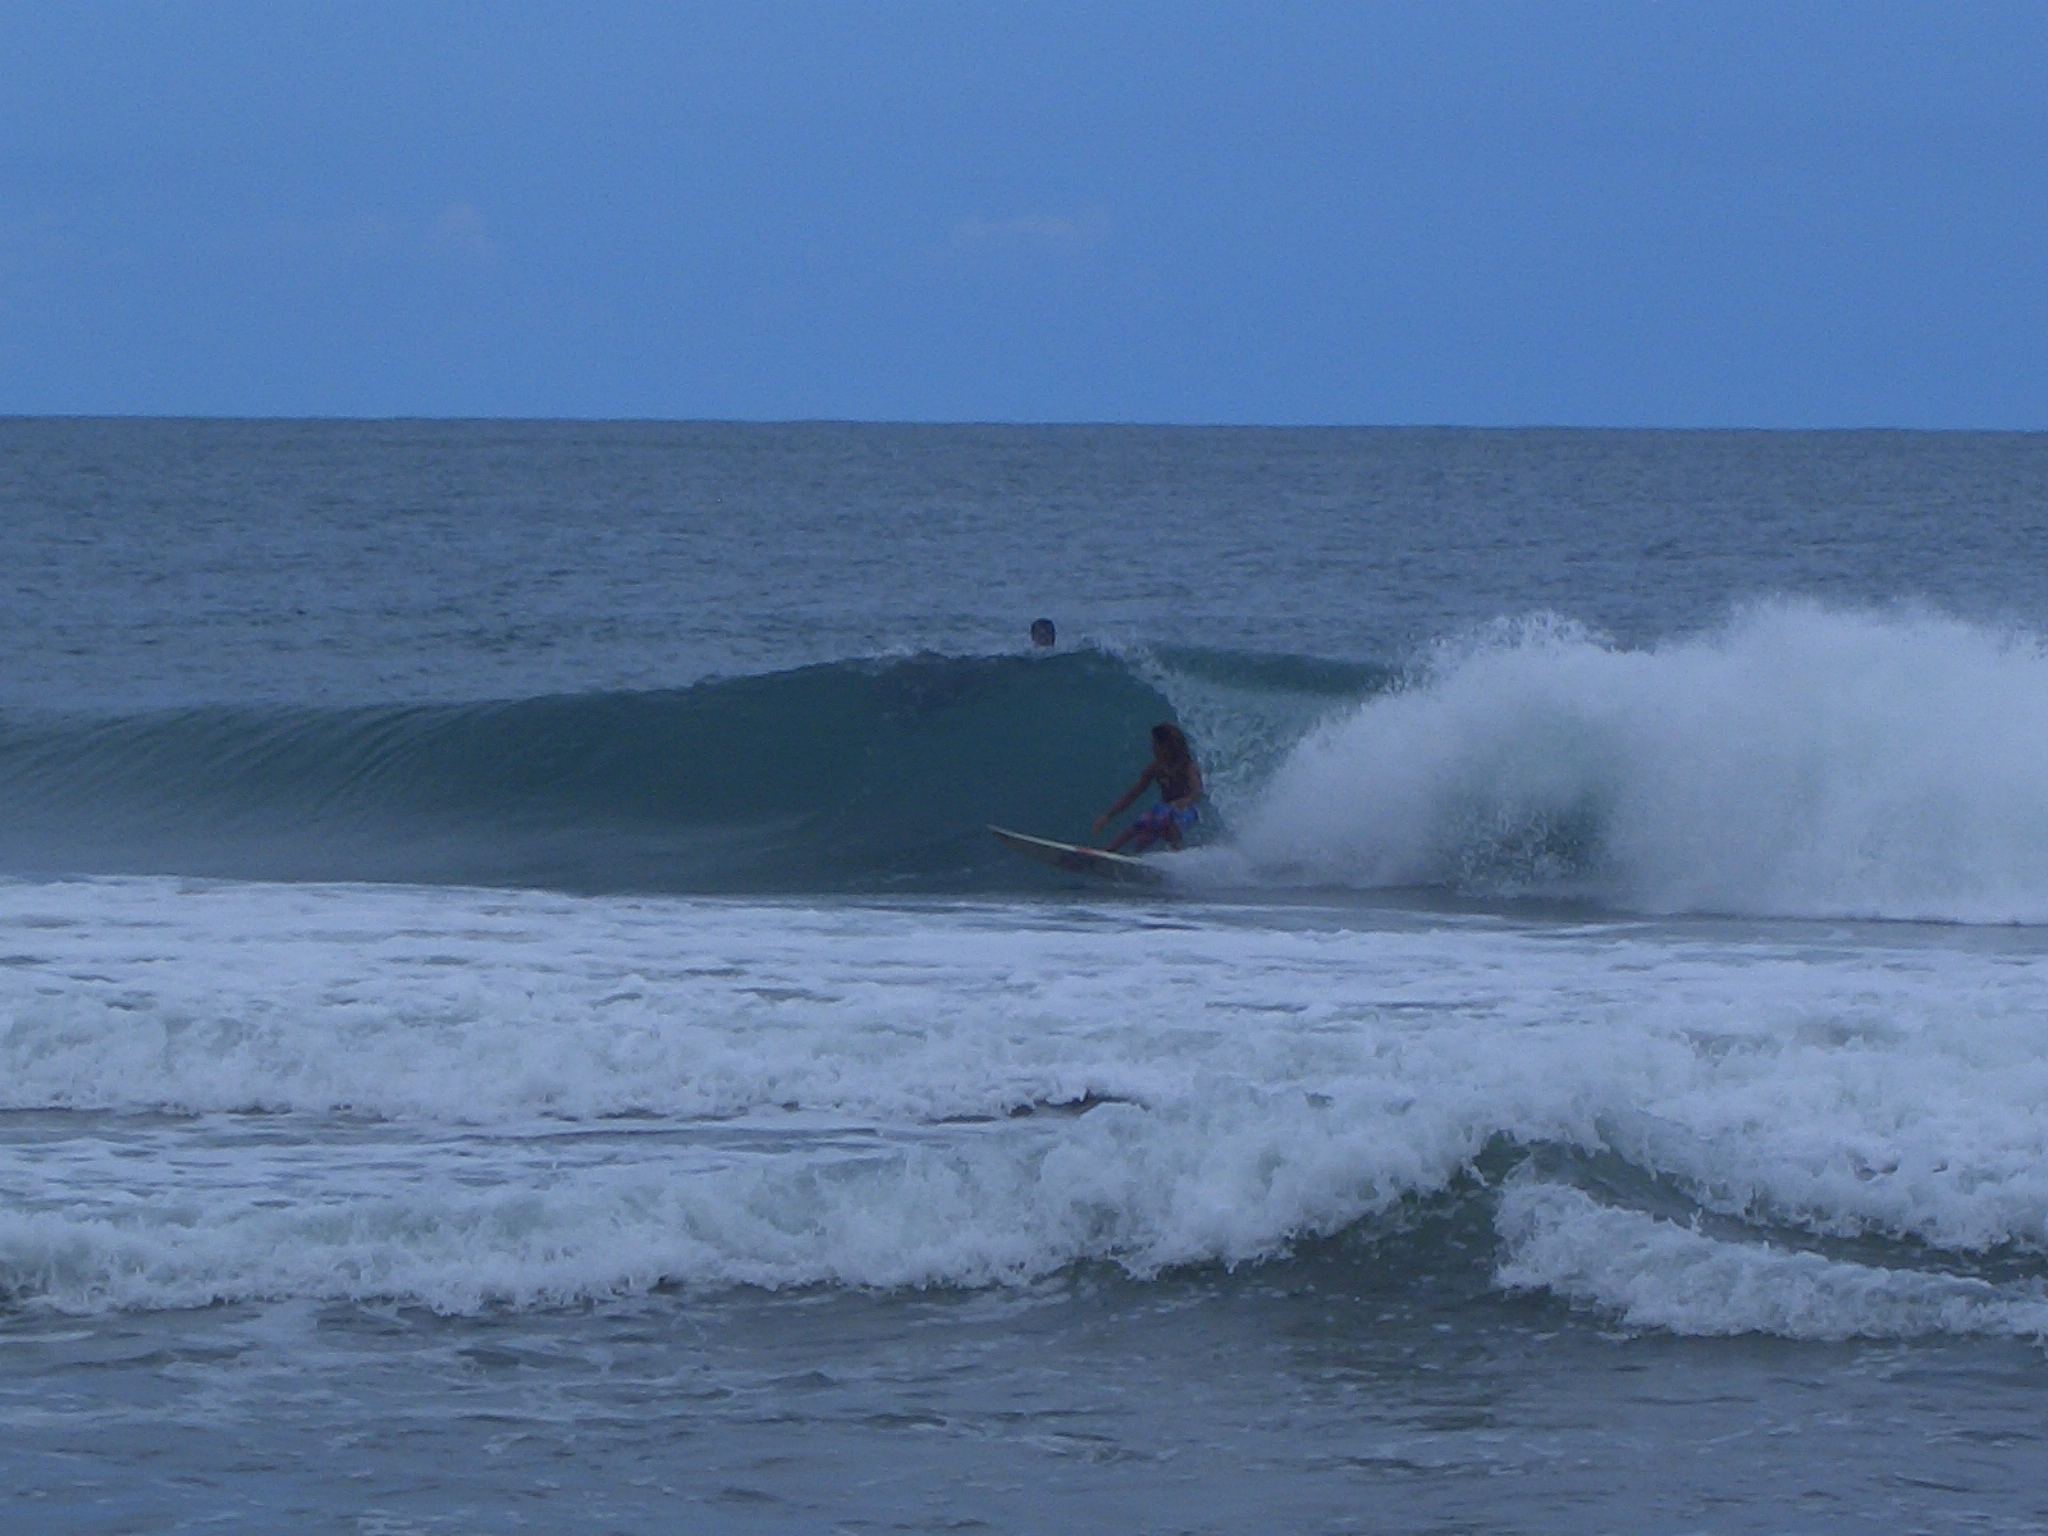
[1030,618,1056,648]
[1150,721,1190,766]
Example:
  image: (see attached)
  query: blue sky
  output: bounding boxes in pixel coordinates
[3,3,2043,425]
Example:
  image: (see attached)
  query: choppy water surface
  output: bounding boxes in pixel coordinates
[3,421,2048,1533]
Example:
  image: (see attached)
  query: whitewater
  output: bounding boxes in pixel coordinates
[4,420,2048,1534]
[1223,601,2048,922]
[8,876,2048,1322]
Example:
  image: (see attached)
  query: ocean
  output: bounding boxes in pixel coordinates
[3,419,2047,1533]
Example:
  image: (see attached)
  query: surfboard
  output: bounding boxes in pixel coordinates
[988,825,1165,886]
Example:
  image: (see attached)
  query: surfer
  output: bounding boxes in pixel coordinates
[1094,722,1202,853]
[1030,618,1056,648]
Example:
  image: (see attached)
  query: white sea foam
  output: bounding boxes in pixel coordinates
[1232,602,2048,922]
[1496,1180,2048,1340]
[3,875,2047,1324]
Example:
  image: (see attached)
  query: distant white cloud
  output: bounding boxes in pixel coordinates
[260,205,503,268]
[427,201,504,265]
[949,214,1093,251]
[269,212,401,257]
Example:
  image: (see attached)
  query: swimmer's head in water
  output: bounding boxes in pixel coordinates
[1030,618,1056,648]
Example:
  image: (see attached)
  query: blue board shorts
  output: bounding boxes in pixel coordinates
[1133,804,1198,836]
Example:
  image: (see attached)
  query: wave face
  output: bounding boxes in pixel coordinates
[0,649,1381,895]
[1233,602,2048,923]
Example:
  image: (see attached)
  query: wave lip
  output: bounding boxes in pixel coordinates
[1235,601,2048,923]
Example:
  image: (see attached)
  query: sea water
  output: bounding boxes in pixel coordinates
[3,421,2047,1533]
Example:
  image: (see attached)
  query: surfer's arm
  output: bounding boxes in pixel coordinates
[1091,769,1157,833]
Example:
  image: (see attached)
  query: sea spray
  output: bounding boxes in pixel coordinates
[1235,601,2048,922]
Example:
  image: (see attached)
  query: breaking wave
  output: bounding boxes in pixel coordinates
[1233,601,2048,923]
[11,601,2048,922]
